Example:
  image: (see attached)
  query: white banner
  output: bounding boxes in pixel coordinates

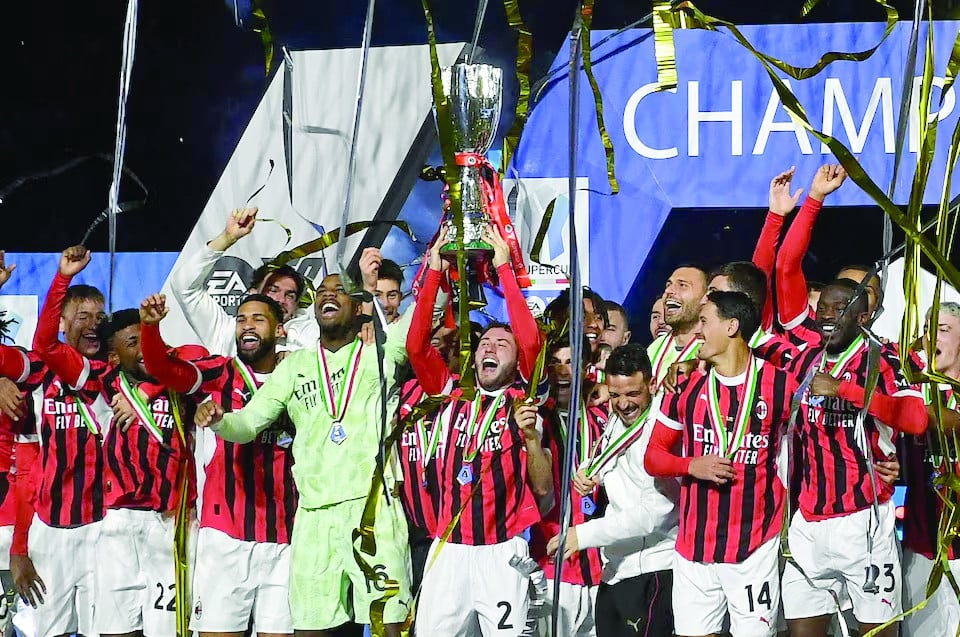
[159,43,464,346]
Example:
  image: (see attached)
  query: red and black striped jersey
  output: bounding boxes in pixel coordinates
[99,366,197,514]
[191,355,298,545]
[658,357,792,564]
[397,378,442,537]
[902,364,960,560]
[789,341,922,520]
[779,308,821,353]
[20,353,107,527]
[752,330,802,369]
[139,323,296,542]
[531,401,606,586]
[433,383,542,546]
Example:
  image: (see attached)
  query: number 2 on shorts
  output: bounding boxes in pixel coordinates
[496,601,514,630]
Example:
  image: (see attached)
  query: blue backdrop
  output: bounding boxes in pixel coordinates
[511,21,960,308]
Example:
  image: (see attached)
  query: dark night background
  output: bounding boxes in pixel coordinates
[1,0,956,328]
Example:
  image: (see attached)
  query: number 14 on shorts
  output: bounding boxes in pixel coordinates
[745,582,772,613]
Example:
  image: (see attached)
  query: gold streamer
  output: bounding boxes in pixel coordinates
[652,2,679,90]
[352,395,448,636]
[501,0,534,175]
[249,0,275,75]
[422,0,476,399]
[672,1,899,81]
[670,3,960,294]
[169,392,191,637]
[659,5,959,635]
[578,0,619,194]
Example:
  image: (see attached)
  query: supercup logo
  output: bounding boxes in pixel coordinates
[204,256,255,316]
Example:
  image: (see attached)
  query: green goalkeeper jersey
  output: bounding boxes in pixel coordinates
[213,309,412,508]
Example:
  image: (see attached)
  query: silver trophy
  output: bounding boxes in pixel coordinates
[438,64,503,306]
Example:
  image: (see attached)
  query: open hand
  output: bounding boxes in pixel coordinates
[769,166,804,216]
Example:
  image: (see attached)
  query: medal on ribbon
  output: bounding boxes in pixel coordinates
[330,423,348,445]
[580,495,597,516]
[456,393,505,487]
[457,465,474,485]
[810,335,866,408]
[317,339,364,444]
[707,356,760,459]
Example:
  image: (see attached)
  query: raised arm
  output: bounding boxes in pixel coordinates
[488,225,542,380]
[140,294,205,394]
[405,241,453,395]
[169,208,258,355]
[32,247,92,388]
[755,167,802,329]
[776,165,846,327]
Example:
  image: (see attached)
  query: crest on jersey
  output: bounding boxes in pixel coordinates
[755,399,768,421]
[194,600,202,619]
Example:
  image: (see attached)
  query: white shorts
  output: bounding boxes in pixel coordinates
[902,549,960,637]
[782,501,902,624]
[95,508,196,637]
[27,515,100,637]
[538,580,597,637]
[673,536,780,637]
[0,526,11,571]
[190,527,293,634]
[417,536,532,636]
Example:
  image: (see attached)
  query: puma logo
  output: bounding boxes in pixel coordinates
[760,617,771,626]
[626,617,643,632]
[882,598,893,608]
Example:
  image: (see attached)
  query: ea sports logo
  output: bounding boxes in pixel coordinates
[525,295,547,319]
[755,399,768,421]
[204,256,255,316]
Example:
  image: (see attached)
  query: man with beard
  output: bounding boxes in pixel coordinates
[647,291,794,637]
[406,229,552,636]
[548,344,678,637]
[374,259,405,324]
[195,249,414,636]
[900,302,960,637]
[647,266,708,387]
[140,293,297,637]
[531,337,607,637]
[169,207,312,355]
[781,279,927,637]
[649,297,670,342]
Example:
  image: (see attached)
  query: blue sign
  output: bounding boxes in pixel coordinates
[1,252,179,312]
[511,21,960,304]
